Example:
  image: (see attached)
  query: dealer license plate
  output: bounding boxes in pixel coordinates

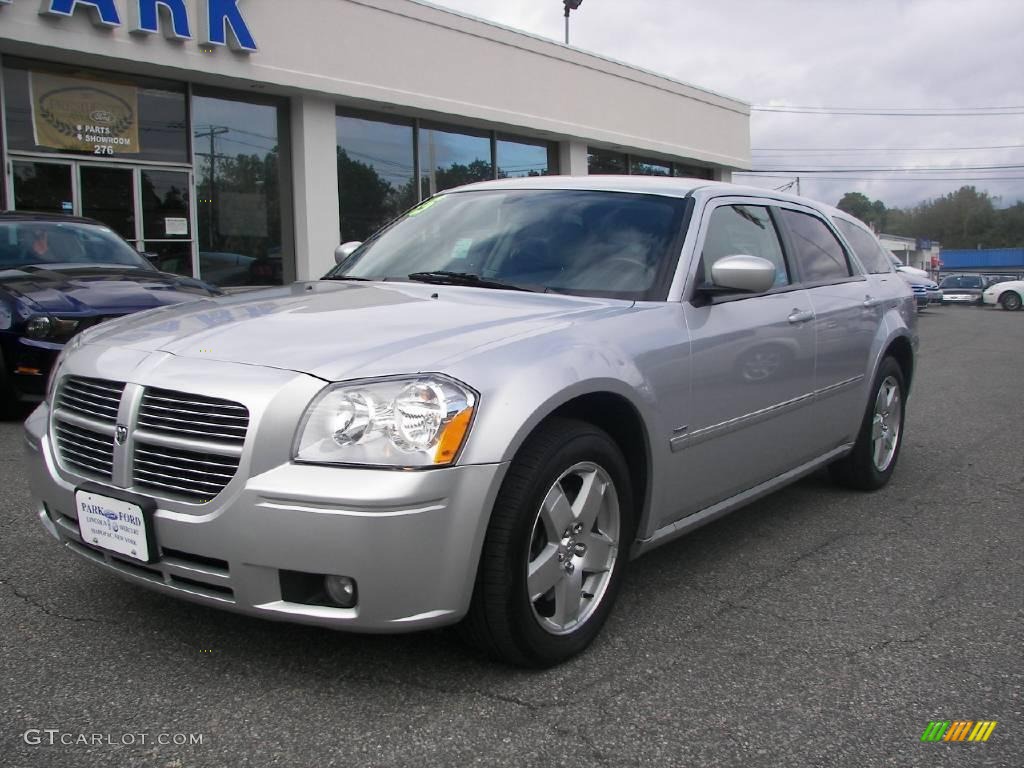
[75,490,152,563]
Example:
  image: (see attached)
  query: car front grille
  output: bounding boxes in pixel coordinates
[138,388,249,443]
[54,421,116,479]
[52,377,249,503]
[133,443,242,502]
[56,376,125,424]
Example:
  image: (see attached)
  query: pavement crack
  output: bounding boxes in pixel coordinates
[0,575,113,626]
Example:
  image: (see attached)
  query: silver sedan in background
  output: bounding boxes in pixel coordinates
[24,178,917,667]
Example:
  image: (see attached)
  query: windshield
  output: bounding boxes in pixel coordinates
[940,275,983,289]
[326,189,689,300]
[0,221,154,272]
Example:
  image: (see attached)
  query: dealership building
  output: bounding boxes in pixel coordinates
[0,0,751,287]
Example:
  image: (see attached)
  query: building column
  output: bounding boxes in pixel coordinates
[714,168,733,183]
[558,140,589,176]
[290,95,340,281]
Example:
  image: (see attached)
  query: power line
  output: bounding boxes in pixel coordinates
[743,164,1024,173]
[753,143,1024,153]
[753,105,1024,116]
[734,173,1024,182]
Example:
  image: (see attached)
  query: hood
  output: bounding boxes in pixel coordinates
[81,280,635,381]
[0,265,218,314]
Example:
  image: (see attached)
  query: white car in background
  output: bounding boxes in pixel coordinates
[982,279,1024,311]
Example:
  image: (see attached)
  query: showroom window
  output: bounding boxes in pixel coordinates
[674,163,715,180]
[588,148,627,174]
[2,57,188,164]
[335,112,557,241]
[193,89,291,287]
[631,157,672,176]
[336,112,416,243]
[587,146,715,180]
[419,123,493,199]
[497,136,557,178]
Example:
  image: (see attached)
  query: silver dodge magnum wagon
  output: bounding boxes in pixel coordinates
[24,177,917,667]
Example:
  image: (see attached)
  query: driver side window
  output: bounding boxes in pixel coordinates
[701,205,790,288]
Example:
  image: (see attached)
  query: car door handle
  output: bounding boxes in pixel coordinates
[788,309,815,324]
[863,295,884,308]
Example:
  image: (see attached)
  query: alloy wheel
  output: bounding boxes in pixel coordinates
[525,462,620,636]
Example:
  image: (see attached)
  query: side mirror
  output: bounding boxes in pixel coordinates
[709,254,777,294]
[335,241,362,265]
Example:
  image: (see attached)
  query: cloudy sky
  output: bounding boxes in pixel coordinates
[428,0,1024,210]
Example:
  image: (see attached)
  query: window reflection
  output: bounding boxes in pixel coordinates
[419,124,493,198]
[631,157,672,176]
[497,137,557,178]
[193,92,287,287]
[587,148,627,174]
[673,163,714,180]
[336,113,416,242]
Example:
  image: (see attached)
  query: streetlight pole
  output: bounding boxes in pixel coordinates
[563,0,582,45]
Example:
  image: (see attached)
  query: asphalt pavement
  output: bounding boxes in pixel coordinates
[1,306,1021,768]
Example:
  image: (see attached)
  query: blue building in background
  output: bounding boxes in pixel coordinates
[940,249,1024,278]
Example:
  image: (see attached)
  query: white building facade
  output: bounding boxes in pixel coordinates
[0,0,751,287]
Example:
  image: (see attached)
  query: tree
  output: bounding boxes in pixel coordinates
[836,192,886,230]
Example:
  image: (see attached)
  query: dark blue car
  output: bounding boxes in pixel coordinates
[0,212,220,415]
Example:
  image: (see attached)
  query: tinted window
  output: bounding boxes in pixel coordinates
[420,124,493,198]
[701,205,789,288]
[631,157,672,176]
[588,148,627,174]
[336,113,417,242]
[329,190,686,301]
[833,218,892,274]
[780,210,852,282]
[496,136,558,178]
[193,91,289,287]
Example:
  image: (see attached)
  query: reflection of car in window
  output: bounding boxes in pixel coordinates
[25,179,917,667]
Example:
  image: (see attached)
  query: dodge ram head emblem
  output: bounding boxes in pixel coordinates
[115,425,128,445]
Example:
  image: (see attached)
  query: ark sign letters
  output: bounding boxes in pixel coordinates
[0,1,258,53]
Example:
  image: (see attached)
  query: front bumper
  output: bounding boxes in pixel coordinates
[24,401,508,633]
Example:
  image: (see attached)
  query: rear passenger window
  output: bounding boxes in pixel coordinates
[833,218,892,274]
[780,210,852,282]
[701,205,790,288]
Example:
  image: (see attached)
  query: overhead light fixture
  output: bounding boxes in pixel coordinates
[563,0,583,45]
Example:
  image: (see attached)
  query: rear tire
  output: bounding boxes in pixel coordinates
[460,417,634,668]
[999,291,1022,311]
[829,357,906,491]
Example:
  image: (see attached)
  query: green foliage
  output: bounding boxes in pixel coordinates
[836,186,1024,248]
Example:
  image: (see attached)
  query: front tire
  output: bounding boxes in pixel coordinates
[461,418,634,667]
[829,357,906,491]
[1000,291,1022,311]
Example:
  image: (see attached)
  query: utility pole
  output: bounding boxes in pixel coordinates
[563,0,582,45]
[194,125,229,248]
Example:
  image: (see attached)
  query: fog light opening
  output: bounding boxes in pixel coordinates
[324,575,358,608]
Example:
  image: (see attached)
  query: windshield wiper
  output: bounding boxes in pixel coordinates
[407,271,537,292]
[321,275,376,282]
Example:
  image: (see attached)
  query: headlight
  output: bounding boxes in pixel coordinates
[294,375,477,468]
[26,316,52,339]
